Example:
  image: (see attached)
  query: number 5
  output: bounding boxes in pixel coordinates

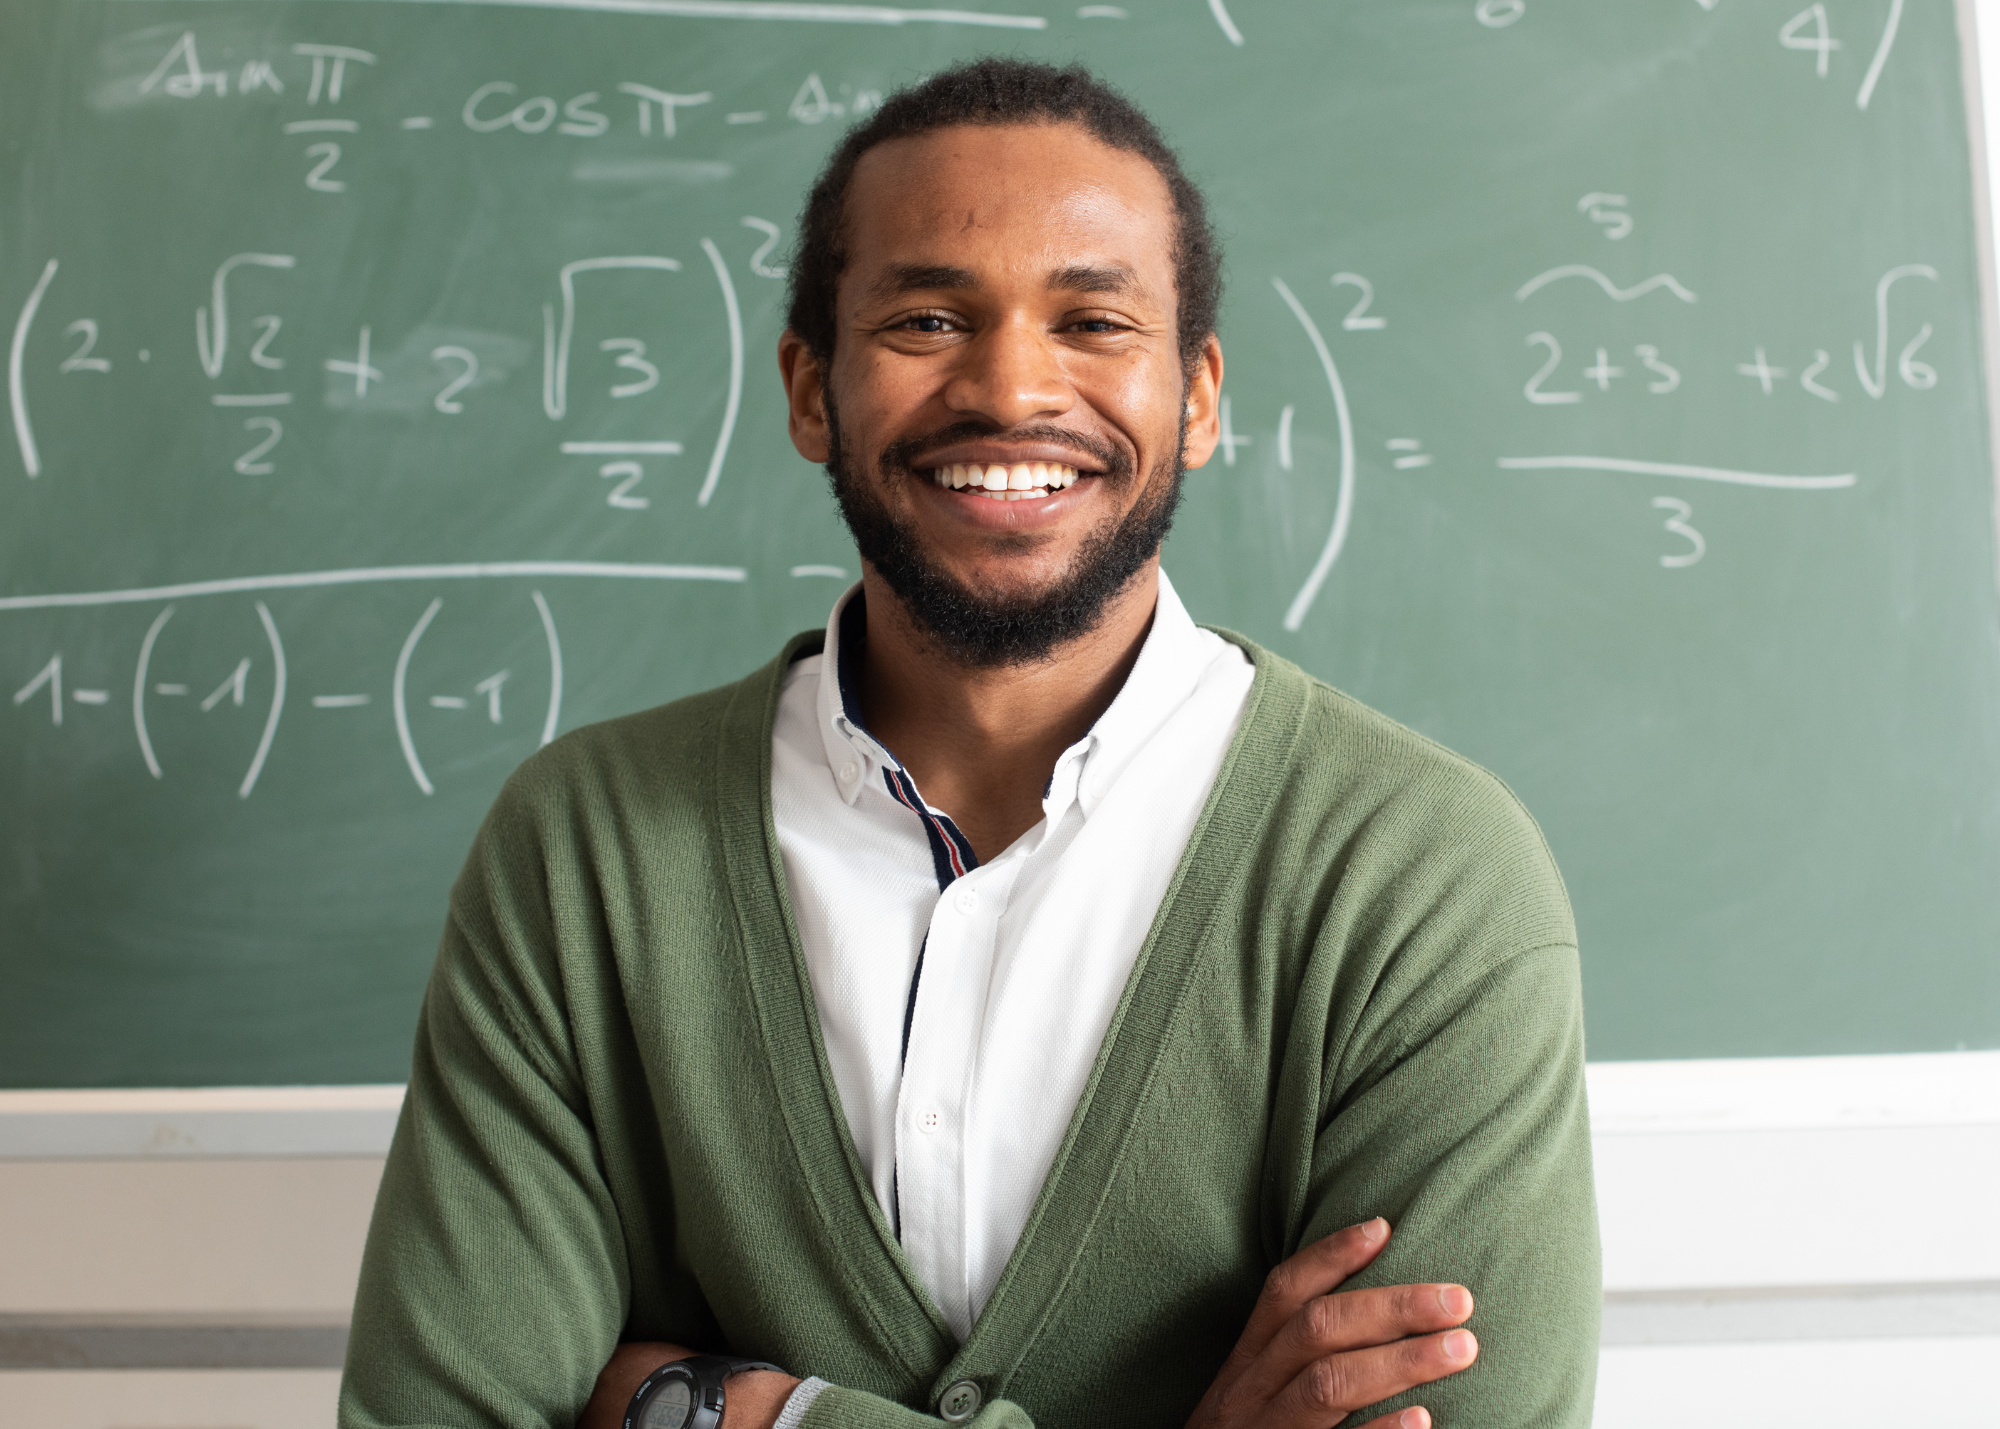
[1652,496,1704,568]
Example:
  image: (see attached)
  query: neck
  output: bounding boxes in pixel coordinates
[855,559,1160,863]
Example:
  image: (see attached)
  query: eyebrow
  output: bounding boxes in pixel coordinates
[867,263,977,300]
[1047,263,1139,295]
[864,261,1144,302]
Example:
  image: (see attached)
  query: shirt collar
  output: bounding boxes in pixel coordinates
[811,569,1213,817]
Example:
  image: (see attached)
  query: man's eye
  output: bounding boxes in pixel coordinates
[906,315,953,333]
[1074,319,1122,334]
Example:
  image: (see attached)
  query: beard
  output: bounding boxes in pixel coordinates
[823,394,1187,668]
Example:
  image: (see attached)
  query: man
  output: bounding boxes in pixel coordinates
[340,59,1598,1429]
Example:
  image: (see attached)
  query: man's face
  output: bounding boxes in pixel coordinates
[781,121,1223,665]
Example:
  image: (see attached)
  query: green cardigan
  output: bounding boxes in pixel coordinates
[339,631,1600,1429]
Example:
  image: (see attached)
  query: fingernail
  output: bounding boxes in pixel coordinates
[1353,1216,1387,1240]
[1443,1330,1476,1361]
[1400,1410,1431,1429]
[1437,1285,1471,1318]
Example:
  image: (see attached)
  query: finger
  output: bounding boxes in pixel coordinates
[1235,1285,1473,1404]
[1223,1219,1393,1373]
[1266,1328,1478,1429]
[1346,1408,1433,1429]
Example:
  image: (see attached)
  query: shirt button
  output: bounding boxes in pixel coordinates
[918,1108,942,1134]
[938,1381,982,1421]
[838,760,859,785]
[953,887,978,914]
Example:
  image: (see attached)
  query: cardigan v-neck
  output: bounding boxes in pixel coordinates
[342,629,1601,1429]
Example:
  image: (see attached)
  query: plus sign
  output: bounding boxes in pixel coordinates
[325,326,384,398]
[1217,393,1252,467]
[1583,347,1624,392]
[1735,346,1788,395]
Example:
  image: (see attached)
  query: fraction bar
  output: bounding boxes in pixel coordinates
[1497,456,1856,491]
[213,393,293,407]
[559,441,684,455]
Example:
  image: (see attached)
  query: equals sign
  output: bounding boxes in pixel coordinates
[1387,438,1433,470]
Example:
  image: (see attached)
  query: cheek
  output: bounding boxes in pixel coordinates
[1073,358,1181,454]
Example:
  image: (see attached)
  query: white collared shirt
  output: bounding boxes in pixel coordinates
[770,571,1254,1340]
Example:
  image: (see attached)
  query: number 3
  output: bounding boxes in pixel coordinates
[1652,496,1704,568]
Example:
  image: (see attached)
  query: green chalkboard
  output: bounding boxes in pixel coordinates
[4,0,1998,1086]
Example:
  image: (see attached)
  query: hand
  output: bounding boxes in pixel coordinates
[580,1341,802,1429]
[1183,1218,1478,1429]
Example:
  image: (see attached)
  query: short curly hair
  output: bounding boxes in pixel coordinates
[785,58,1223,374]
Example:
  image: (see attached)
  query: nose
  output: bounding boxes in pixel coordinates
[942,314,1074,428]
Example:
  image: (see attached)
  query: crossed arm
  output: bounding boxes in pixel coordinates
[580,1219,1478,1429]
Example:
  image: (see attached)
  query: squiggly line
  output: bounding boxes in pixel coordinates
[1515,265,1698,304]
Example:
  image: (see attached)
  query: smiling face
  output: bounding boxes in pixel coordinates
[780,120,1222,666]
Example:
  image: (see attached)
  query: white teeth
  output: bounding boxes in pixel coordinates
[933,460,1082,496]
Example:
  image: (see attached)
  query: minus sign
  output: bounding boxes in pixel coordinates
[284,118,359,134]
[154,683,189,696]
[72,689,110,705]
[213,393,293,407]
[429,695,468,709]
[725,111,767,124]
[313,694,370,708]
[401,116,434,129]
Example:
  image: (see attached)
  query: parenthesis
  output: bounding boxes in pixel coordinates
[239,600,286,798]
[394,597,443,795]
[133,604,175,779]
[533,590,562,746]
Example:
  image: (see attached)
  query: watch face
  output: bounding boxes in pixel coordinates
[637,1377,696,1429]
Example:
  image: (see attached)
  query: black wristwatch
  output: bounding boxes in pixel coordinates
[623,1354,783,1429]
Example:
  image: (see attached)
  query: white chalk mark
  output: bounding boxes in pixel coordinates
[791,564,849,578]
[156,684,188,696]
[201,657,250,711]
[1076,3,1126,13]
[13,654,61,724]
[599,460,650,508]
[1206,0,1244,44]
[212,393,292,406]
[0,562,747,613]
[726,110,767,123]
[698,237,743,507]
[1394,454,1435,470]
[1272,277,1356,634]
[1497,456,1856,490]
[1857,0,1903,110]
[252,0,1048,25]
[618,83,710,137]
[394,598,442,795]
[1277,404,1294,471]
[133,605,173,778]
[543,256,682,420]
[1514,265,1697,304]
[429,694,469,708]
[313,693,369,708]
[325,327,382,397]
[402,116,434,128]
[533,590,562,747]
[1577,192,1633,240]
[1331,273,1386,330]
[72,688,109,704]
[1736,347,1788,394]
[741,217,787,278]
[240,603,287,796]
[1652,496,1706,568]
[1854,263,1938,398]
[561,440,682,454]
[1216,393,1251,465]
[294,43,376,104]
[196,254,296,379]
[10,258,57,477]
[1387,438,1421,449]
[283,119,358,133]
[475,670,509,723]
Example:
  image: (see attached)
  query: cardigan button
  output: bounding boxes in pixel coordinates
[938,1380,983,1421]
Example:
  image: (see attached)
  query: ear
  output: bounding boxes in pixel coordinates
[1177,334,1225,469]
[778,329,831,463]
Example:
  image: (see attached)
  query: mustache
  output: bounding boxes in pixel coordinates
[875,421,1132,484]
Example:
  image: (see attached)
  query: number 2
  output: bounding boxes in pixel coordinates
[1652,496,1704,568]
[235,417,281,475]
[599,460,649,509]
[1523,332,1581,405]
[59,319,110,373]
[431,345,479,414]
[305,142,345,192]
[1330,273,1386,330]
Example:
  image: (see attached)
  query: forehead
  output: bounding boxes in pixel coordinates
[841,122,1176,289]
